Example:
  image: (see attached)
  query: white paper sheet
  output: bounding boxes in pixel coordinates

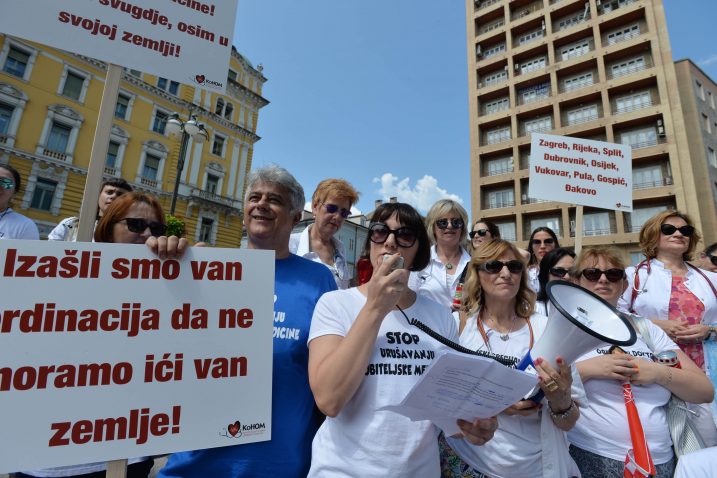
[381,351,538,435]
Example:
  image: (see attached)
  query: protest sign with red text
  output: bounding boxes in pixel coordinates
[0,0,238,93]
[0,241,273,473]
[529,133,633,212]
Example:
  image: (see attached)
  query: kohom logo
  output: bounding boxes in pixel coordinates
[191,74,224,91]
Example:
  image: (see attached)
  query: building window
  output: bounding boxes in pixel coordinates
[563,72,593,91]
[529,217,561,237]
[228,69,238,82]
[495,221,517,241]
[106,141,120,168]
[206,174,219,194]
[606,23,640,45]
[519,83,550,104]
[30,178,57,211]
[482,70,507,86]
[611,56,645,78]
[703,114,711,132]
[157,77,179,95]
[486,187,514,209]
[523,116,552,135]
[519,56,546,74]
[215,98,225,115]
[615,91,651,113]
[619,126,657,148]
[152,109,169,134]
[212,134,226,157]
[224,102,233,120]
[483,97,509,115]
[566,104,599,125]
[0,103,12,137]
[560,40,590,61]
[485,156,513,176]
[483,43,506,58]
[557,11,586,31]
[626,205,668,233]
[710,91,715,109]
[485,126,511,144]
[199,217,214,243]
[517,29,544,46]
[583,212,611,236]
[115,94,130,120]
[47,122,71,154]
[61,71,86,101]
[697,81,705,101]
[143,154,161,181]
[633,164,664,189]
[709,147,717,168]
[3,46,30,78]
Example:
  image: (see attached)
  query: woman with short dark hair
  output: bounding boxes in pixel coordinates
[0,163,39,240]
[526,226,560,292]
[536,248,576,315]
[308,202,497,477]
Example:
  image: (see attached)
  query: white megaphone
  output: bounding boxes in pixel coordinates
[517,280,636,400]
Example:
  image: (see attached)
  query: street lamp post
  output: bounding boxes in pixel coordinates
[166,112,209,216]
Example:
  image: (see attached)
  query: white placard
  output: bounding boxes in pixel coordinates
[529,133,633,212]
[0,241,274,473]
[0,0,238,93]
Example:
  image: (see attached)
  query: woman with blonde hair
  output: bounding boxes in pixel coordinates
[410,199,470,308]
[440,239,583,478]
[570,246,713,477]
[619,210,717,445]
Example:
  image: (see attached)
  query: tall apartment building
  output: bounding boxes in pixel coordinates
[465,0,705,261]
[0,34,268,247]
[674,59,717,247]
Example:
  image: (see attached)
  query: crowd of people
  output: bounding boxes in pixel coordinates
[2,162,717,477]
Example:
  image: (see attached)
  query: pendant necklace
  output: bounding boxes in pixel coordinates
[443,249,461,270]
[497,314,517,341]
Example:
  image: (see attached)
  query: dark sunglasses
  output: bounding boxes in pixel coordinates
[436,218,464,230]
[120,218,167,237]
[549,267,570,278]
[0,178,15,190]
[369,223,418,248]
[581,268,625,283]
[532,238,555,246]
[660,223,694,237]
[469,229,489,239]
[323,203,350,219]
[479,259,524,274]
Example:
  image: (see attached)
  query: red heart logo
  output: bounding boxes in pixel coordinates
[227,421,240,436]
[195,75,205,84]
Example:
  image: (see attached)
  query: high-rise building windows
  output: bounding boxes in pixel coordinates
[708,147,717,168]
[485,126,511,144]
[30,178,57,211]
[560,40,590,61]
[566,104,599,125]
[3,46,29,78]
[606,23,640,45]
[486,188,514,209]
[483,97,509,115]
[610,56,645,78]
[633,164,664,189]
[485,156,513,176]
[563,72,593,91]
[619,126,658,149]
[517,29,544,46]
[615,91,651,113]
[142,154,161,181]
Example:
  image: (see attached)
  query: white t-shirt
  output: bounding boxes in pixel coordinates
[567,319,677,464]
[0,208,39,240]
[307,288,457,477]
[409,246,471,308]
[674,447,717,478]
[447,311,582,478]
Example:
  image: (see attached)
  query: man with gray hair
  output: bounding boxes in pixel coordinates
[158,165,336,478]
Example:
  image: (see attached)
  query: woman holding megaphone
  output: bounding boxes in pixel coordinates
[567,246,713,478]
[440,239,584,478]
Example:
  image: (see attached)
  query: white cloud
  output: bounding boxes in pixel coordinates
[699,54,717,67]
[372,173,464,213]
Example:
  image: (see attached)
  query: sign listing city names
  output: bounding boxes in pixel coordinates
[529,133,633,212]
[0,241,274,473]
[0,0,238,93]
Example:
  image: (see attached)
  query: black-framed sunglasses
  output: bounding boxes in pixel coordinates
[469,229,489,239]
[323,203,350,219]
[549,267,570,278]
[436,218,464,230]
[478,259,524,274]
[581,268,625,283]
[0,178,15,190]
[369,223,418,248]
[532,238,555,246]
[120,218,167,237]
[660,223,694,237]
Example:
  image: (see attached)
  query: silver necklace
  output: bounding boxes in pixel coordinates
[493,314,517,341]
[442,249,461,270]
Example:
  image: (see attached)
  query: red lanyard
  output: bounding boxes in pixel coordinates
[476,308,534,352]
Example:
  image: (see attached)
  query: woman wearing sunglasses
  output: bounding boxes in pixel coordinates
[618,210,717,446]
[0,163,39,240]
[469,219,500,251]
[307,202,497,477]
[536,248,576,316]
[289,178,359,289]
[441,239,583,478]
[409,199,471,309]
[568,246,713,478]
[526,227,560,292]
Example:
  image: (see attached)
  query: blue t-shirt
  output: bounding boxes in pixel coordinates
[158,254,336,478]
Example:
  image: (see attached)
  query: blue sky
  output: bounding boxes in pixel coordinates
[233,1,717,215]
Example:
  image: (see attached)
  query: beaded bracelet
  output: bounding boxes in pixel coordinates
[549,399,576,420]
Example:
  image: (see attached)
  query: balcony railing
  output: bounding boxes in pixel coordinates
[565,112,600,126]
[483,75,508,87]
[620,136,667,150]
[190,188,235,208]
[43,148,67,161]
[477,19,505,36]
[603,28,641,47]
[614,99,653,114]
[633,176,673,190]
[484,132,512,145]
[598,0,636,15]
[511,2,543,21]
[521,124,552,136]
[522,196,550,204]
[476,0,500,11]
[485,166,514,176]
[104,166,118,176]
[139,177,159,188]
[485,199,516,209]
[607,59,652,80]
[559,77,595,93]
[572,227,615,237]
